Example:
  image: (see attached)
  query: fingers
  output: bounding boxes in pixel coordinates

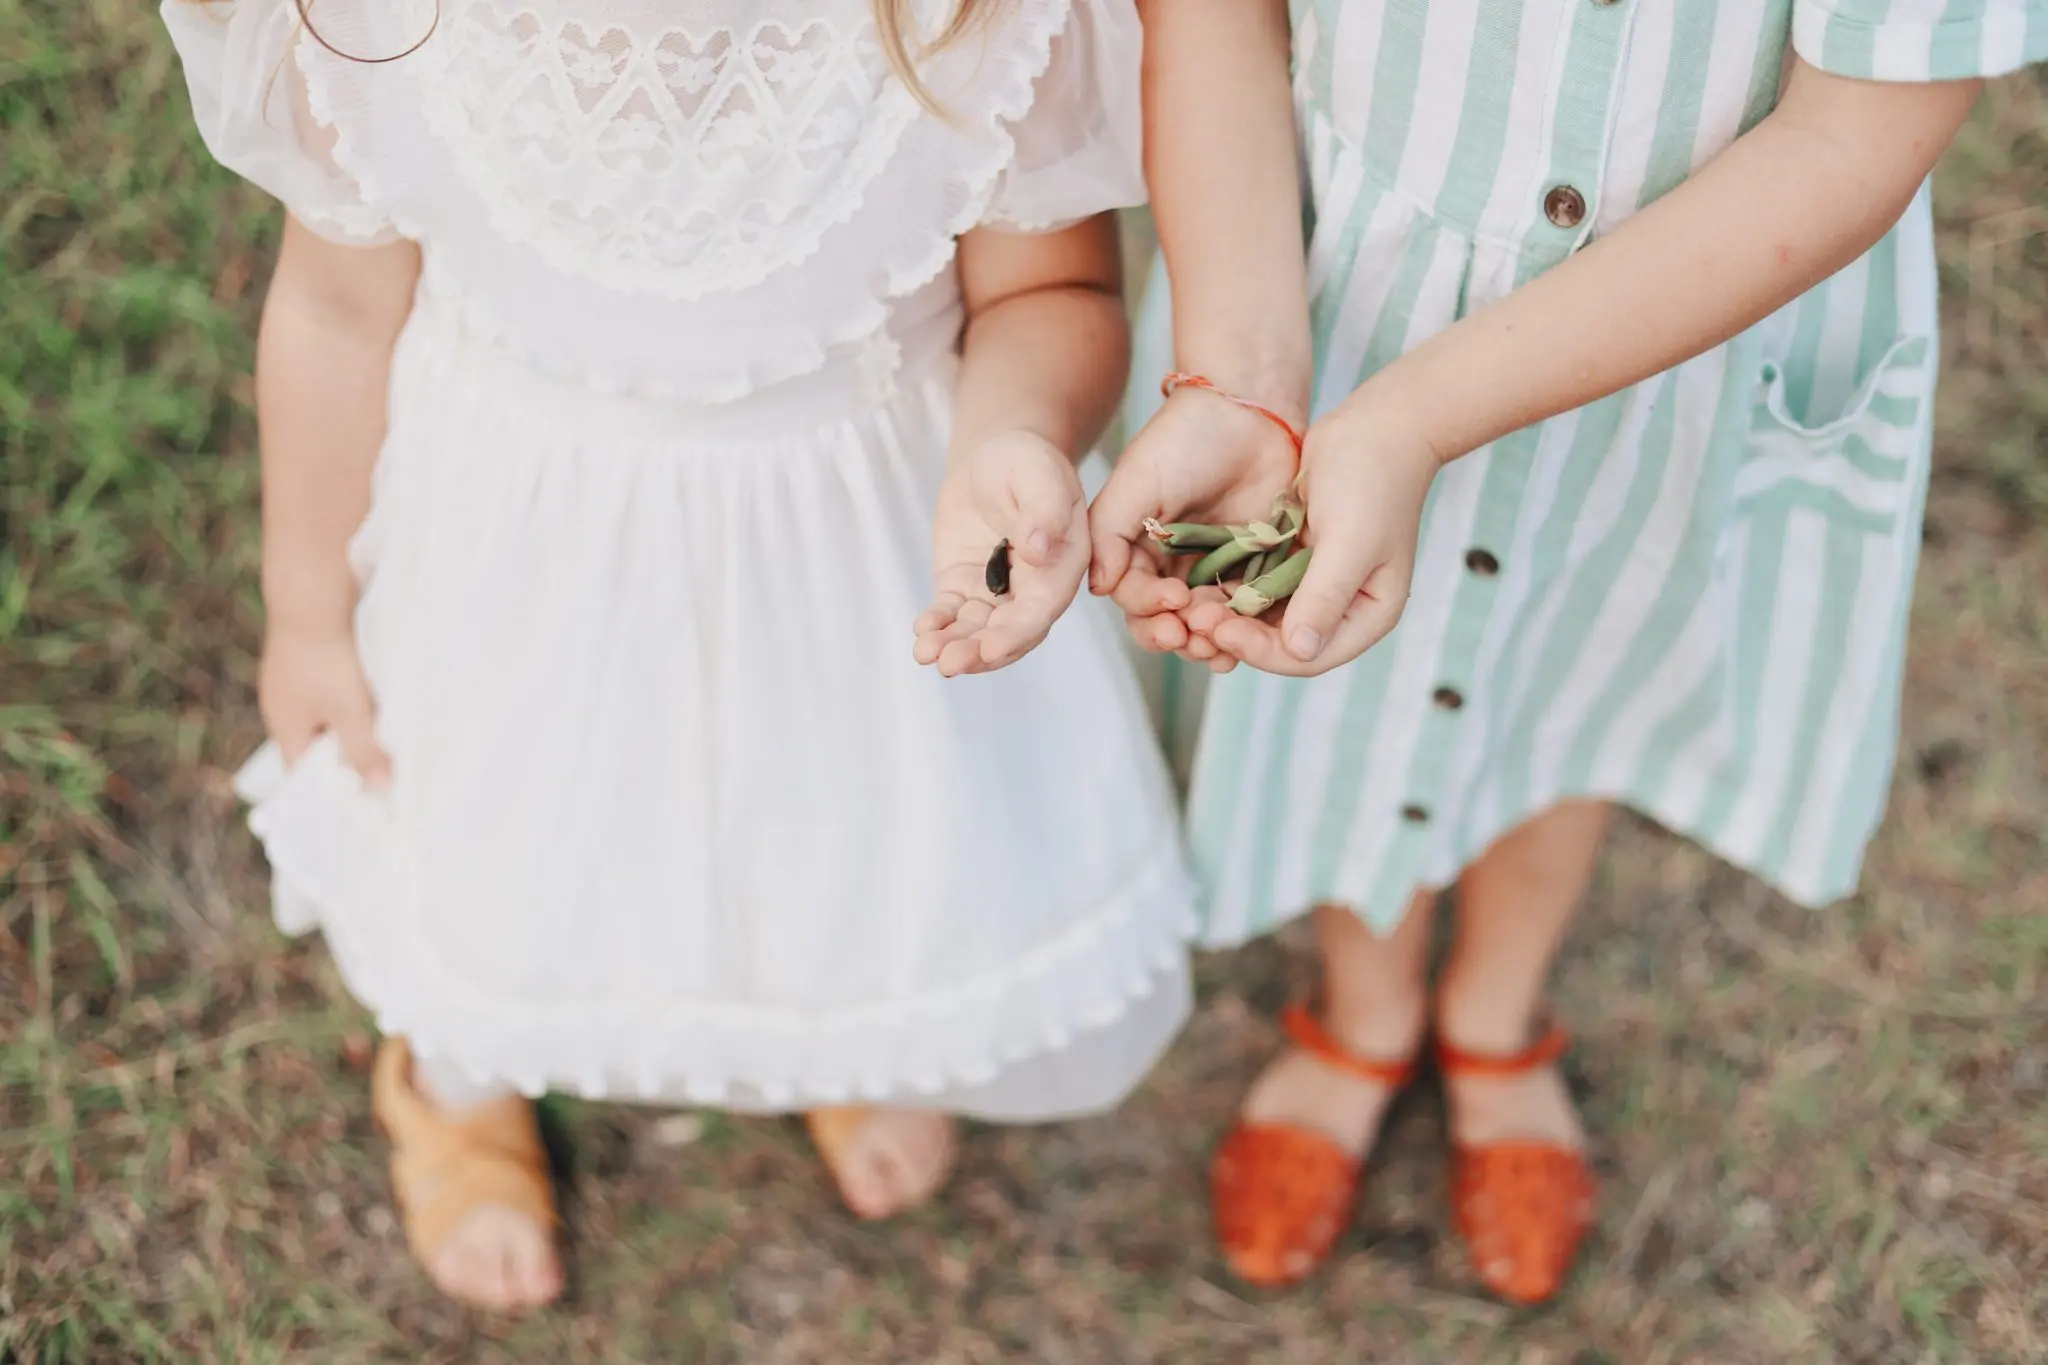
[914,597,992,667]
[913,591,967,638]
[1128,610,1187,653]
[267,710,319,768]
[1278,517,1388,666]
[1207,569,1407,678]
[1085,451,1164,595]
[1109,556,1190,618]
[330,689,392,788]
[1006,457,1080,568]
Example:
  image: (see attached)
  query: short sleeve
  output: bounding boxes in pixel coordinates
[981,0,1146,233]
[160,0,398,245]
[1792,0,2048,81]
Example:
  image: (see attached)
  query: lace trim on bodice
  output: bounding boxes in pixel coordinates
[403,0,923,299]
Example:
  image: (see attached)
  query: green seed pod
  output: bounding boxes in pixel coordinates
[1241,549,1275,584]
[1227,545,1313,615]
[1145,519,1235,551]
[1187,537,1259,588]
[1243,520,1285,549]
[1270,496,1305,538]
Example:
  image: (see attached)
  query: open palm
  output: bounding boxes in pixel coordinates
[914,430,1090,677]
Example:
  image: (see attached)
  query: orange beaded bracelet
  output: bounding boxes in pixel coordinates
[1161,373,1307,458]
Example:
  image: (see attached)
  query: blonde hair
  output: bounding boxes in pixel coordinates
[872,0,998,112]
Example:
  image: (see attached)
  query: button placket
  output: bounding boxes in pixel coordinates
[1393,437,1535,856]
[1528,0,1632,259]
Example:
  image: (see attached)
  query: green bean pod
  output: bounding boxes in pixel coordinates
[1187,537,1260,588]
[1227,545,1314,615]
[1143,518,1235,552]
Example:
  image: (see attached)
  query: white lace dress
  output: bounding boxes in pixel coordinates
[163,0,1197,1119]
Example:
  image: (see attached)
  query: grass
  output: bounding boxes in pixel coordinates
[4,5,2046,1361]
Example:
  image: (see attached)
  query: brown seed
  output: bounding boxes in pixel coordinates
[985,540,1012,596]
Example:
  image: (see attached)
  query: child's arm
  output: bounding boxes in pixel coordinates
[255,217,419,779]
[947,214,1128,487]
[1137,0,1310,424]
[1209,60,1984,675]
[914,214,1127,676]
[1087,0,1310,659]
[1359,63,1981,468]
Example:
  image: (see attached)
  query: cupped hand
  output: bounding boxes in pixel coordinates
[914,429,1090,677]
[1185,397,1441,677]
[1087,387,1304,669]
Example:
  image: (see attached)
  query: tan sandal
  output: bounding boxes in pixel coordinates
[371,1038,561,1300]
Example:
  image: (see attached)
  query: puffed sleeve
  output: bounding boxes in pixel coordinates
[160,0,397,244]
[981,0,1146,232]
[1793,0,2048,81]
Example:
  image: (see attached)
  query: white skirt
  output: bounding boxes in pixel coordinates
[237,300,1198,1122]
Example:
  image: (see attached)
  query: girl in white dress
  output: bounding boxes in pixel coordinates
[162,0,1195,1311]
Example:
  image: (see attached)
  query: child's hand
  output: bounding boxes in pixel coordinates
[1088,388,1302,666]
[259,625,391,785]
[915,430,1089,677]
[1185,395,1441,677]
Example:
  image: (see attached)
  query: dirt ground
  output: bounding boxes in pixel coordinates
[3,7,2044,1362]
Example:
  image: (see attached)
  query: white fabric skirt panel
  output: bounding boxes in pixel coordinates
[236,299,1198,1121]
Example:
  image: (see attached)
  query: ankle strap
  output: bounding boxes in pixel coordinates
[1435,1023,1570,1078]
[1281,1003,1417,1086]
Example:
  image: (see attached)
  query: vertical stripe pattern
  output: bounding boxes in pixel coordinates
[1125,0,2043,940]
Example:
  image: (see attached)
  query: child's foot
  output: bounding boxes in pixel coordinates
[1235,996,1425,1157]
[1211,993,1426,1284]
[372,1041,564,1313]
[414,1155,564,1310]
[1434,1003,1593,1305]
[806,1107,957,1219]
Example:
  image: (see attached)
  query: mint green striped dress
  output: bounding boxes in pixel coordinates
[1127,0,2048,941]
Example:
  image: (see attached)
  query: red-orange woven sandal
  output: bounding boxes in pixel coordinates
[1438,1025,1594,1305]
[1210,1003,1417,1286]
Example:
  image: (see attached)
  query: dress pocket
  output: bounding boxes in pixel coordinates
[1735,330,1935,537]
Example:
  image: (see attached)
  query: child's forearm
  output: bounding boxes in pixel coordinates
[950,216,1129,462]
[1137,0,1310,420]
[1352,61,1982,463]
[255,219,418,635]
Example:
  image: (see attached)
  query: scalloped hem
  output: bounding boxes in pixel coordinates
[239,739,1198,1119]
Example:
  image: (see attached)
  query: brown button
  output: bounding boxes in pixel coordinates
[1544,184,1587,229]
[1401,804,1431,824]
[1433,686,1465,711]
[1465,548,1501,576]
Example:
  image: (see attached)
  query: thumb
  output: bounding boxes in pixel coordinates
[1004,454,1078,567]
[1084,458,1158,596]
[1281,506,1380,665]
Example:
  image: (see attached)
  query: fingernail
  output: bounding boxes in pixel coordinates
[1027,530,1052,560]
[1289,627,1323,660]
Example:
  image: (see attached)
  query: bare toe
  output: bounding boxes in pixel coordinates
[427,1207,560,1312]
[811,1108,957,1219]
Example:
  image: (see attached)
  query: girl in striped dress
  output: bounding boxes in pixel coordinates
[1096,0,2045,1303]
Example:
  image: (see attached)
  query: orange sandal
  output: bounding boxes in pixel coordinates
[1438,1025,1594,1305]
[1210,1004,1418,1286]
[371,1038,561,1305]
